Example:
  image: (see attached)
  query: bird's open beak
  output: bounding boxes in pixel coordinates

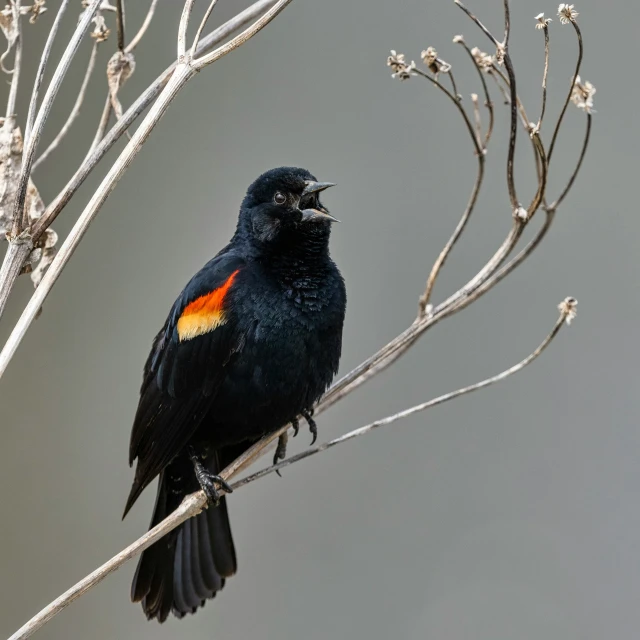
[300,181,340,222]
[301,180,336,197]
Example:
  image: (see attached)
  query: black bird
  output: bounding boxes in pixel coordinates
[124,167,346,622]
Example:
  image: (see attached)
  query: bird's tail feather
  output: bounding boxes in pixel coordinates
[130,449,237,622]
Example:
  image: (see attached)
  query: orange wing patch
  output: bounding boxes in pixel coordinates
[177,270,240,342]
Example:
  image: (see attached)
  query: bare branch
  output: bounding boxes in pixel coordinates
[191,0,219,58]
[193,0,292,68]
[177,0,197,59]
[125,0,158,53]
[115,0,125,52]
[548,113,591,211]
[7,300,574,640]
[242,298,576,484]
[30,0,285,244]
[11,0,102,237]
[84,93,112,162]
[24,0,71,146]
[454,0,499,47]
[5,0,22,118]
[456,38,494,146]
[33,42,100,171]
[536,22,550,131]
[547,20,583,165]
[0,0,294,379]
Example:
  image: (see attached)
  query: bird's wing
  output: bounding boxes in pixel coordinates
[125,252,247,515]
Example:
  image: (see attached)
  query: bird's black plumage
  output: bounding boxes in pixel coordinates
[125,167,346,622]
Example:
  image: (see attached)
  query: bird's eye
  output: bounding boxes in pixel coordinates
[273,192,286,205]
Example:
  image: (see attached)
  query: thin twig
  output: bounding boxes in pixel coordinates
[547,21,583,165]
[5,0,22,118]
[0,0,294,379]
[456,39,494,147]
[526,132,547,216]
[241,299,574,486]
[11,0,102,238]
[7,300,573,640]
[447,69,460,101]
[471,93,482,148]
[125,0,158,53]
[115,0,125,52]
[24,0,71,146]
[412,66,483,315]
[191,0,219,58]
[177,0,197,59]
[84,93,112,162]
[31,0,283,244]
[33,43,100,171]
[454,0,500,47]
[548,113,591,211]
[536,24,550,130]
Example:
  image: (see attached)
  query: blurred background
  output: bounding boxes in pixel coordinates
[0,1,634,638]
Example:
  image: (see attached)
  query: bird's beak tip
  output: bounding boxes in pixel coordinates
[301,181,337,197]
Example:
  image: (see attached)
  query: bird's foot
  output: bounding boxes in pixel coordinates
[188,446,233,506]
[290,417,300,438]
[302,409,318,445]
[273,432,288,477]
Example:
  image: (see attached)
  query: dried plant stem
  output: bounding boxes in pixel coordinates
[30,0,284,244]
[23,0,71,146]
[457,40,494,146]
[0,241,32,321]
[412,66,484,315]
[536,25,550,130]
[5,0,22,118]
[116,0,125,52]
[7,301,571,640]
[454,0,499,47]
[11,0,102,238]
[0,0,294,380]
[191,0,219,57]
[177,0,197,59]
[547,21,583,165]
[84,93,112,162]
[125,0,159,53]
[548,113,591,211]
[419,152,485,315]
[33,43,100,171]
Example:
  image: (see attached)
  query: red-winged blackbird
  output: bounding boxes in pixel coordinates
[124,167,346,622]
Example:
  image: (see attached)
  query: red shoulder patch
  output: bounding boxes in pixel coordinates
[177,269,240,342]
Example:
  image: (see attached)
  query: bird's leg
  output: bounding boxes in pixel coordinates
[290,417,300,437]
[302,409,317,445]
[273,432,288,477]
[188,445,233,507]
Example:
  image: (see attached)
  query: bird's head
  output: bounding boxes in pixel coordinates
[238,167,337,247]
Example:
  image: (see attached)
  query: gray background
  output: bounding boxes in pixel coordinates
[0,1,633,639]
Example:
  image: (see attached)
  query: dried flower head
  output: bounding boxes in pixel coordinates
[452,35,464,44]
[558,297,578,325]
[421,47,451,74]
[570,75,596,113]
[90,14,110,42]
[470,47,494,71]
[494,43,505,65]
[535,13,551,29]
[558,4,578,24]
[386,50,416,81]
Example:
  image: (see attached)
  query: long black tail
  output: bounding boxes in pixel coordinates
[130,447,239,622]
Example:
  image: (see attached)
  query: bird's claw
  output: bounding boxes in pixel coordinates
[189,445,233,506]
[199,472,233,506]
[302,409,317,445]
[290,417,300,438]
[273,432,288,477]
